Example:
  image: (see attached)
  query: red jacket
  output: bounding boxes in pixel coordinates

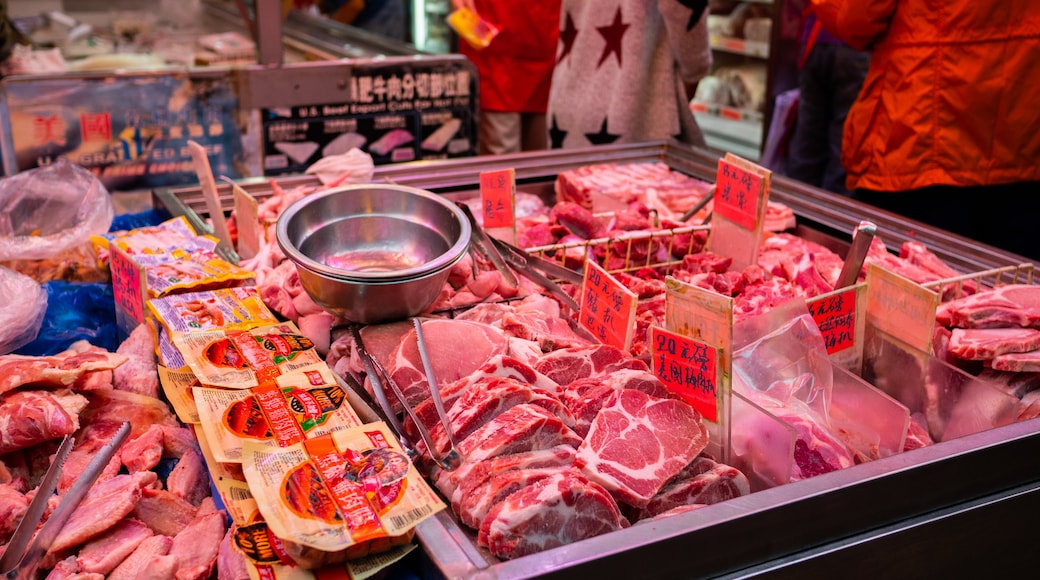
[812,0,1040,191]
[458,1,560,114]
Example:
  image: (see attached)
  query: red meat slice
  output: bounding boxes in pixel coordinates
[458,465,568,529]
[0,343,127,397]
[499,294,596,351]
[169,511,227,580]
[0,484,28,543]
[566,371,672,437]
[775,410,855,481]
[406,355,560,439]
[533,345,648,386]
[384,319,508,411]
[575,389,708,508]
[632,460,750,521]
[903,414,935,452]
[948,327,1040,360]
[107,534,175,580]
[936,285,1040,329]
[448,445,577,514]
[479,470,627,559]
[76,518,154,574]
[426,377,573,457]
[550,201,605,239]
[0,390,86,454]
[992,350,1040,373]
[50,471,157,553]
[167,449,210,507]
[635,503,708,523]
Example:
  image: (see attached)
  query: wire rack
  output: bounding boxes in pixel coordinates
[922,263,1036,301]
[526,223,713,276]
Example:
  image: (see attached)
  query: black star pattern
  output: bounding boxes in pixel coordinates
[585,118,620,145]
[595,7,630,68]
[557,11,578,65]
[676,0,709,31]
[549,115,568,149]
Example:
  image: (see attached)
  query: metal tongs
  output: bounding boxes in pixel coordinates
[457,203,519,290]
[835,220,877,288]
[0,422,131,580]
[348,325,461,471]
[680,185,717,223]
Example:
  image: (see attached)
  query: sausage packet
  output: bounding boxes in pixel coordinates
[93,215,217,264]
[175,322,323,389]
[148,287,279,369]
[242,422,444,558]
[194,363,363,463]
[158,364,202,424]
[136,248,254,296]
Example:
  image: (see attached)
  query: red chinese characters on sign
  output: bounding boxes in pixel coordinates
[808,288,857,354]
[33,115,68,146]
[110,248,145,324]
[714,158,762,231]
[579,261,637,351]
[80,112,113,142]
[479,168,515,229]
[650,327,718,422]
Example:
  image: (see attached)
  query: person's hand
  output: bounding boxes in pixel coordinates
[451,0,477,13]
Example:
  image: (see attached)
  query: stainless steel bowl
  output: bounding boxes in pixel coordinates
[276,184,471,323]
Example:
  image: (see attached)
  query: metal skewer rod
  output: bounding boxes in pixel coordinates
[413,318,462,453]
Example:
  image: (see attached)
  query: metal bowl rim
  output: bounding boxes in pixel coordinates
[275,183,472,282]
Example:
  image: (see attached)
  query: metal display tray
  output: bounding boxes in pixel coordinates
[154,141,1040,578]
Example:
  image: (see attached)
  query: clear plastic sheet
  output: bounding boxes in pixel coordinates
[0,266,48,354]
[0,160,114,261]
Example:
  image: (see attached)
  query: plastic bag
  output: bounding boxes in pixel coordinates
[0,160,115,261]
[14,281,119,356]
[0,266,48,354]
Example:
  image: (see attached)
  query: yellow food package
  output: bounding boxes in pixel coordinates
[148,287,279,369]
[242,422,444,555]
[446,7,500,49]
[194,363,363,463]
[93,215,216,261]
[158,364,202,424]
[137,248,254,296]
[175,322,324,389]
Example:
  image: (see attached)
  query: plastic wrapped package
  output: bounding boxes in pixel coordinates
[0,266,48,354]
[0,159,115,261]
[15,281,119,356]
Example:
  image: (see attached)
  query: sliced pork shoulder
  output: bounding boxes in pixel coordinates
[478,470,628,559]
[948,327,1040,360]
[632,460,750,521]
[575,389,708,508]
[936,285,1040,329]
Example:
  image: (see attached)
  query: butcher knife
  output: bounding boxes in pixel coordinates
[835,221,878,288]
[1,422,130,580]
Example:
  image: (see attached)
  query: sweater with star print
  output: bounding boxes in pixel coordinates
[547,0,711,149]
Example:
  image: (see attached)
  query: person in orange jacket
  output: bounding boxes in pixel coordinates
[812,0,1040,260]
[451,0,560,155]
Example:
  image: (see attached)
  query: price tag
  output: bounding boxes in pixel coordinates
[651,326,719,421]
[865,264,939,354]
[579,261,638,351]
[807,288,857,354]
[714,157,763,231]
[479,168,516,229]
[708,153,770,270]
[232,182,261,260]
[110,245,148,336]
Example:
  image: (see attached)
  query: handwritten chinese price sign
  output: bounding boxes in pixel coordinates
[579,261,637,351]
[479,168,516,229]
[807,288,857,355]
[650,326,718,422]
[714,157,763,231]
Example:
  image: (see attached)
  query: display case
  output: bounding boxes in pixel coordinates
[155,140,1039,578]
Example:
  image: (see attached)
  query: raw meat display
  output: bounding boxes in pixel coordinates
[948,328,1040,360]
[0,343,127,396]
[936,285,1040,329]
[478,470,628,560]
[633,458,751,521]
[575,389,709,508]
[0,390,87,454]
[448,445,577,513]
[533,344,648,386]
